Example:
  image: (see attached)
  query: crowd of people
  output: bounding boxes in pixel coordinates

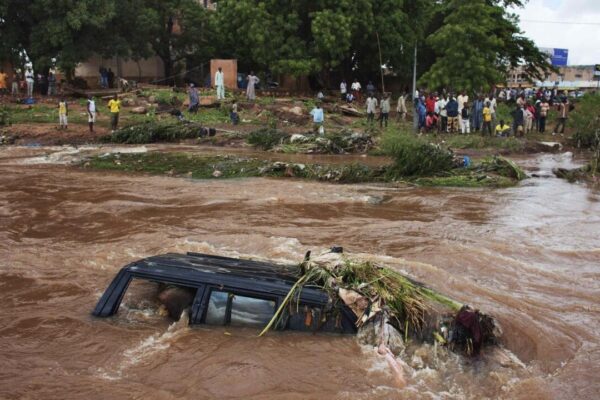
[337,79,575,136]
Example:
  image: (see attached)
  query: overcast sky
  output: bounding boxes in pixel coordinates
[510,0,600,65]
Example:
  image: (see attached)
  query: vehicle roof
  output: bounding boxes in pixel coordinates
[124,252,329,304]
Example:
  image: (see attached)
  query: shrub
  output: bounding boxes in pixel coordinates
[381,131,454,177]
[571,93,600,149]
[110,121,202,143]
[0,106,10,126]
[247,128,287,150]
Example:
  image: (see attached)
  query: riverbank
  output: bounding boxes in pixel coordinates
[81,150,524,188]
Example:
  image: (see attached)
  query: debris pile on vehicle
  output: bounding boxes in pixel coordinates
[261,250,501,359]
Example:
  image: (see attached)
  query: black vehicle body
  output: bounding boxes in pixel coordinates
[93,252,357,334]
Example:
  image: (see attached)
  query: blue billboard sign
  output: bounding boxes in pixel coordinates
[551,48,569,66]
[540,48,569,66]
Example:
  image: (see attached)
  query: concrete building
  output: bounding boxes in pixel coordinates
[74,0,217,88]
[506,65,598,89]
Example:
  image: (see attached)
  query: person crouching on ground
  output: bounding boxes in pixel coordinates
[87,96,98,132]
[310,102,324,134]
[108,94,121,132]
[496,120,510,137]
[379,93,390,128]
[58,98,68,130]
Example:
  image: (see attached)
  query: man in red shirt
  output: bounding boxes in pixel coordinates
[425,93,436,115]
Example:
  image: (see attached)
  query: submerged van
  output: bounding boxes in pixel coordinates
[93,252,357,333]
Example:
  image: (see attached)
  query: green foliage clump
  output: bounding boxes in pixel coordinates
[571,93,600,149]
[109,121,201,144]
[0,107,10,126]
[381,131,454,177]
[247,128,288,150]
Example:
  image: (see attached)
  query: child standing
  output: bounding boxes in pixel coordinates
[482,101,492,136]
[230,100,239,125]
[58,98,68,130]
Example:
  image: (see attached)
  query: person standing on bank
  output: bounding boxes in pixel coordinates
[552,98,569,135]
[366,93,378,125]
[188,83,199,113]
[87,96,97,133]
[246,71,260,101]
[25,67,34,98]
[310,102,324,134]
[538,99,550,133]
[58,98,68,130]
[11,71,20,96]
[108,94,121,132]
[396,92,407,122]
[379,93,390,128]
[340,80,347,101]
[215,67,225,100]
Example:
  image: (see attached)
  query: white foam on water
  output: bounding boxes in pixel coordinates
[96,310,190,381]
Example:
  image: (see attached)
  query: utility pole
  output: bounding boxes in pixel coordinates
[376,32,385,93]
[412,42,418,132]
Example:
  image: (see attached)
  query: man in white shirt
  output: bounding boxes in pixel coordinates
[340,80,347,101]
[87,96,97,132]
[351,79,362,102]
[436,94,448,133]
[487,94,497,124]
[457,91,469,132]
[25,67,34,98]
[366,94,378,125]
[214,67,225,100]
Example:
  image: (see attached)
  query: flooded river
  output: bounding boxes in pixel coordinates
[0,146,598,399]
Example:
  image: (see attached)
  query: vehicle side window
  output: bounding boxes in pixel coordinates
[205,290,228,325]
[230,295,275,327]
[204,289,276,327]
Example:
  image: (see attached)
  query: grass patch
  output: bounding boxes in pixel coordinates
[87,153,267,179]
[441,134,525,152]
[82,151,522,188]
[184,106,231,125]
[106,120,203,144]
[414,175,514,188]
[380,130,454,177]
[247,127,288,150]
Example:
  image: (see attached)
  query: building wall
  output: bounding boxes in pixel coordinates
[74,55,165,87]
[506,65,595,87]
[210,59,237,89]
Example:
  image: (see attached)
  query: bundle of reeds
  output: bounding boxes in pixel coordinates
[259,252,462,337]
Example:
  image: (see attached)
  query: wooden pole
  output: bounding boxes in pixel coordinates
[376,32,385,93]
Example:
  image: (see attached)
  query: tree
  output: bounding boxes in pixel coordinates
[124,0,215,82]
[214,0,425,82]
[420,0,552,92]
[0,0,119,77]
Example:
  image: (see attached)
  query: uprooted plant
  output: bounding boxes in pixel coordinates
[259,251,500,358]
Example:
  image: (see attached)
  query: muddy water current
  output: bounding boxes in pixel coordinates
[0,146,598,399]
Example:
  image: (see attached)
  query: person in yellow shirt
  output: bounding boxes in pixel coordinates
[0,69,7,94]
[482,101,492,136]
[107,95,121,131]
[58,98,68,130]
[495,120,510,137]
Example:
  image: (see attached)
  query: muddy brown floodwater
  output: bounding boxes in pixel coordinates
[0,146,599,399]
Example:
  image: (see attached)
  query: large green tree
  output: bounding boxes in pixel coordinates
[420,0,552,92]
[0,0,118,75]
[214,0,422,83]
[122,0,216,81]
